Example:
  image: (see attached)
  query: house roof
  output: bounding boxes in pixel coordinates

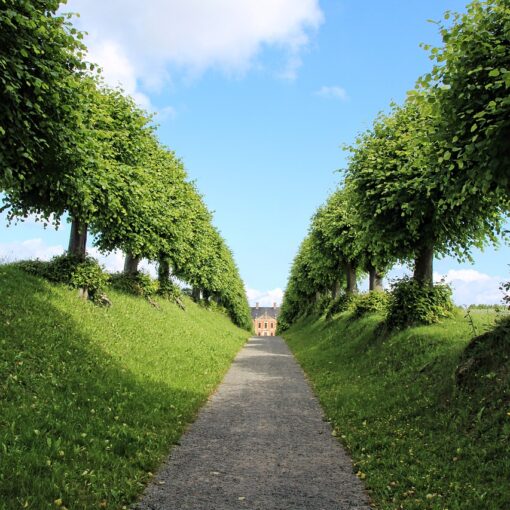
[251,306,280,320]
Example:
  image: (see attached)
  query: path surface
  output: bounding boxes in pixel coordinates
[134,336,371,510]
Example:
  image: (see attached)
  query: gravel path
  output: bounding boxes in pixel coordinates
[133,336,371,510]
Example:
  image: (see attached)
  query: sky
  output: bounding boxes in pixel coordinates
[1,0,509,306]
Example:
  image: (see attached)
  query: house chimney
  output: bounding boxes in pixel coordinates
[256,302,259,309]
[273,302,276,309]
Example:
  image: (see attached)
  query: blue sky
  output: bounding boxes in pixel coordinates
[1,0,508,306]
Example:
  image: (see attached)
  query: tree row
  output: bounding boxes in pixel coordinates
[0,1,252,329]
[280,0,509,327]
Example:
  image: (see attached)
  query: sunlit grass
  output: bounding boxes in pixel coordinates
[0,266,248,509]
[284,308,510,510]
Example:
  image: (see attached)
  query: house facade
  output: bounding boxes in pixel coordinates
[251,302,280,336]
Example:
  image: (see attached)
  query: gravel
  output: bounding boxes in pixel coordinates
[133,335,371,510]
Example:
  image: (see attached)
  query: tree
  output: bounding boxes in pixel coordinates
[311,188,362,294]
[346,98,503,286]
[92,138,189,271]
[0,1,87,213]
[422,0,510,208]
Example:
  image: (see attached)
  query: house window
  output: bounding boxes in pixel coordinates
[264,322,268,329]
[270,322,274,329]
[258,322,261,328]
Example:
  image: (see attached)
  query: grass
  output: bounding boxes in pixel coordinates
[0,265,249,509]
[283,308,510,510]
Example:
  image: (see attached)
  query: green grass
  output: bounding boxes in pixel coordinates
[0,266,249,509]
[283,308,510,510]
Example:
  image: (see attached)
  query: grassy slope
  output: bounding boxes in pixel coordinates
[284,309,510,510]
[0,266,249,509]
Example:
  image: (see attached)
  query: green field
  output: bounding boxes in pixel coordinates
[0,266,249,509]
[284,308,510,510]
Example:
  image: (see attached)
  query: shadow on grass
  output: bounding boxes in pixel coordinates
[0,268,204,509]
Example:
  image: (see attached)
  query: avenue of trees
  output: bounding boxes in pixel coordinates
[0,1,252,330]
[280,0,509,330]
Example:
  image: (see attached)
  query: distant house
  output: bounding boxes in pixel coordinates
[251,302,280,336]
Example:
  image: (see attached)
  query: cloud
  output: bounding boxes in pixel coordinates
[87,247,125,273]
[315,85,348,101]
[86,39,152,109]
[434,269,503,306]
[0,240,161,278]
[435,269,493,284]
[65,0,324,99]
[0,239,64,262]
[246,287,284,307]
[82,248,159,277]
[383,266,504,306]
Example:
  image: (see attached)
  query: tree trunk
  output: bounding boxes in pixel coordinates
[68,218,87,259]
[123,253,141,275]
[331,280,341,299]
[203,289,211,303]
[345,261,358,294]
[368,264,384,291]
[78,287,89,300]
[192,286,201,302]
[158,257,170,287]
[413,244,434,286]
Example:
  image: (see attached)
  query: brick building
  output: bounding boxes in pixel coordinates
[251,302,280,336]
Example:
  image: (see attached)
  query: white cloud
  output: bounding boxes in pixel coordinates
[0,240,161,278]
[86,248,159,277]
[434,269,493,284]
[86,38,152,109]
[315,85,348,101]
[433,269,504,306]
[0,239,64,262]
[65,0,324,100]
[88,248,125,273]
[246,287,284,307]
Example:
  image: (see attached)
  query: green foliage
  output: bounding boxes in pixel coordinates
[386,277,454,329]
[325,293,354,319]
[468,303,505,310]
[0,0,87,193]
[501,278,510,308]
[284,309,509,509]
[345,98,502,273]
[350,291,389,319]
[157,278,183,302]
[423,0,510,207]
[0,266,248,509]
[14,254,109,302]
[69,260,110,300]
[110,272,158,297]
[316,295,332,316]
